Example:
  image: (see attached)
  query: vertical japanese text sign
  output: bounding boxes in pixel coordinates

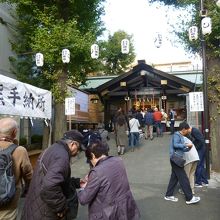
[65,97,75,115]
[189,92,204,112]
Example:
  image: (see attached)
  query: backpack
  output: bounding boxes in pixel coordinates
[0,143,17,206]
[82,130,102,148]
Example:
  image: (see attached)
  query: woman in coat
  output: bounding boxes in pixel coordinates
[114,111,128,155]
[78,140,140,220]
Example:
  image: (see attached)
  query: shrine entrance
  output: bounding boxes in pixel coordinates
[94,60,194,124]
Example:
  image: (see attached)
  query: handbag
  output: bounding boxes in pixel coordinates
[170,152,186,167]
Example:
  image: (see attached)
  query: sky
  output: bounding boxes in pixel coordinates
[102,0,194,64]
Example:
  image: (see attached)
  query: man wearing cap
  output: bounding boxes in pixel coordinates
[22,130,85,220]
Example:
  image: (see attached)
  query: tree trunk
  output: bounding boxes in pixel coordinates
[207,57,220,171]
[53,102,67,142]
[53,66,68,142]
[51,2,70,143]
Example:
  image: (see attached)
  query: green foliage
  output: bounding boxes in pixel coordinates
[99,30,136,75]
[1,0,105,102]
[149,0,220,58]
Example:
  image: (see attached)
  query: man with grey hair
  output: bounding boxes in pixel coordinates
[22,129,85,220]
[0,117,33,220]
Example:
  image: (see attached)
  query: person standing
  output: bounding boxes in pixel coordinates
[129,114,140,151]
[169,109,176,134]
[161,109,168,133]
[181,136,200,195]
[97,123,109,145]
[22,130,84,220]
[187,125,209,187]
[114,112,128,155]
[164,122,200,204]
[153,107,163,137]
[78,140,140,220]
[0,118,33,220]
[135,109,144,128]
[143,108,154,140]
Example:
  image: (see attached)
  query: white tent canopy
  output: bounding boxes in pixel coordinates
[0,74,52,119]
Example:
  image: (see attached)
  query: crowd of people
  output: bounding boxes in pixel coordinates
[0,114,209,219]
[112,106,177,155]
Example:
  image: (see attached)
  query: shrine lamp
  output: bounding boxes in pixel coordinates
[121,39,129,54]
[62,49,70,63]
[91,44,99,59]
[35,53,44,67]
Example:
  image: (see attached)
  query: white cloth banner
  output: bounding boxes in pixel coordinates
[0,74,52,119]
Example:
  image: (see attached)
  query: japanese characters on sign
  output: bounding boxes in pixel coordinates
[0,74,52,119]
[65,97,75,115]
[189,92,204,112]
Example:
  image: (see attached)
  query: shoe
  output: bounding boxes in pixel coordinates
[195,184,203,188]
[186,196,200,205]
[178,189,184,195]
[164,196,178,202]
[202,183,209,187]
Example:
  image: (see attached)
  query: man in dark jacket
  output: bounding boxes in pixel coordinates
[143,108,154,140]
[187,126,209,187]
[78,140,140,220]
[22,130,84,220]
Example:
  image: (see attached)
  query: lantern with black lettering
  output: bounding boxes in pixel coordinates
[62,49,70,63]
[91,44,99,59]
[154,32,162,48]
[35,53,44,67]
[121,39,129,54]
[189,26,198,41]
[201,17,212,35]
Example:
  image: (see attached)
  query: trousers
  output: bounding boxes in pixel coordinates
[165,160,193,201]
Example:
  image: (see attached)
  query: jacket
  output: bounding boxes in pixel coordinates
[22,140,80,220]
[182,136,200,165]
[0,141,33,211]
[144,112,154,125]
[190,127,205,151]
[78,156,140,220]
[153,111,162,121]
[169,132,190,157]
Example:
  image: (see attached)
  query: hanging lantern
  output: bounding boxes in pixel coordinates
[35,53,44,67]
[201,17,212,35]
[121,39,129,54]
[91,44,99,59]
[62,49,70,63]
[188,26,198,41]
[154,32,162,48]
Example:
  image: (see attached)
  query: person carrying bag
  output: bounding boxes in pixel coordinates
[164,122,200,205]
